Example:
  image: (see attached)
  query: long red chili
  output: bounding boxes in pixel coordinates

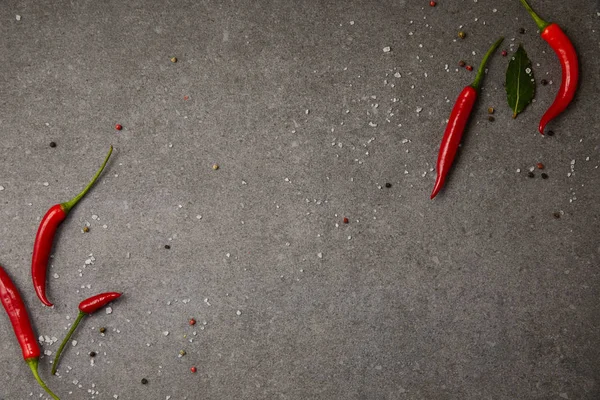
[519,0,579,135]
[32,146,113,307]
[431,37,504,199]
[0,266,61,399]
[51,292,121,375]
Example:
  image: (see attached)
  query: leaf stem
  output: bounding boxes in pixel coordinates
[27,358,61,399]
[52,311,86,375]
[518,0,550,31]
[471,37,504,91]
[61,146,113,214]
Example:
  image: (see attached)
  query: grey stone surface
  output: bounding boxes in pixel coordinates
[1,0,599,399]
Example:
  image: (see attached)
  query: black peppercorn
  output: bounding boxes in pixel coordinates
[385,183,392,188]
[527,172,535,178]
[141,378,148,385]
[164,244,171,249]
[49,142,57,148]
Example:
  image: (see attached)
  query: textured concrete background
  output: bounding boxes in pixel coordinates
[1,0,599,399]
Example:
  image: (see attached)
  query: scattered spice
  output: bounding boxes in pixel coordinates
[546,130,555,136]
[519,27,526,34]
[501,50,508,57]
[179,350,186,356]
[183,96,189,100]
[541,79,548,86]
[99,327,106,333]
[343,217,349,224]
[89,351,96,357]
[190,367,197,373]
[458,31,466,39]
[488,107,495,114]
[488,116,495,122]
[164,245,171,250]
[553,212,561,219]
[141,378,148,385]
[212,164,219,170]
[49,142,57,148]
[115,124,122,131]
[466,65,473,71]
[385,183,392,188]
[536,162,545,169]
[429,1,436,6]
[189,319,196,326]
[458,60,466,68]
[83,226,90,233]
[527,172,535,178]
[170,57,177,63]
[541,173,549,179]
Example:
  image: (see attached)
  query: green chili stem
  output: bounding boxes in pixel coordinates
[51,311,86,375]
[471,37,504,91]
[27,358,61,400]
[61,146,113,214]
[518,0,550,31]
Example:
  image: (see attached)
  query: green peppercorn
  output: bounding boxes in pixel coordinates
[488,116,495,122]
[99,327,106,333]
[458,31,466,39]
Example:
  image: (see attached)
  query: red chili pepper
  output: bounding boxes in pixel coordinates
[519,0,579,134]
[431,37,503,199]
[51,292,121,375]
[32,146,113,307]
[0,266,61,399]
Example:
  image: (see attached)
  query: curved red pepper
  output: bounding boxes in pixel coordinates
[31,146,113,307]
[519,0,579,134]
[0,266,61,399]
[52,292,122,375]
[431,37,503,199]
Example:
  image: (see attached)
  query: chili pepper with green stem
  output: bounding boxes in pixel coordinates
[518,0,579,134]
[431,37,504,199]
[52,292,122,375]
[0,266,61,399]
[32,146,113,307]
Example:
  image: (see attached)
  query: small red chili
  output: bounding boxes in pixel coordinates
[115,124,123,131]
[52,292,122,375]
[0,266,61,399]
[519,0,579,134]
[32,146,113,307]
[431,37,504,199]
[191,366,197,373]
[465,65,473,71]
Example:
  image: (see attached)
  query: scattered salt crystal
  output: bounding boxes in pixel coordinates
[196,215,202,219]
[72,340,78,346]
[416,107,423,113]
[16,15,21,21]
[163,331,169,336]
[43,182,49,186]
[236,310,242,316]
[106,307,113,314]
[0,185,4,191]
[53,273,59,279]
[383,46,391,53]
[317,252,323,259]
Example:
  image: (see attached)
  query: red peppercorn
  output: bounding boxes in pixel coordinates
[115,124,122,131]
[343,217,349,224]
[536,162,545,170]
[501,50,508,57]
[189,318,196,326]
[429,1,436,6]
[466,65,473,71]
[458,60,466,68]
[190,367,197,373]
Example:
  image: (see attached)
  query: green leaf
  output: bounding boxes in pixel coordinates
[506,44,535,119]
